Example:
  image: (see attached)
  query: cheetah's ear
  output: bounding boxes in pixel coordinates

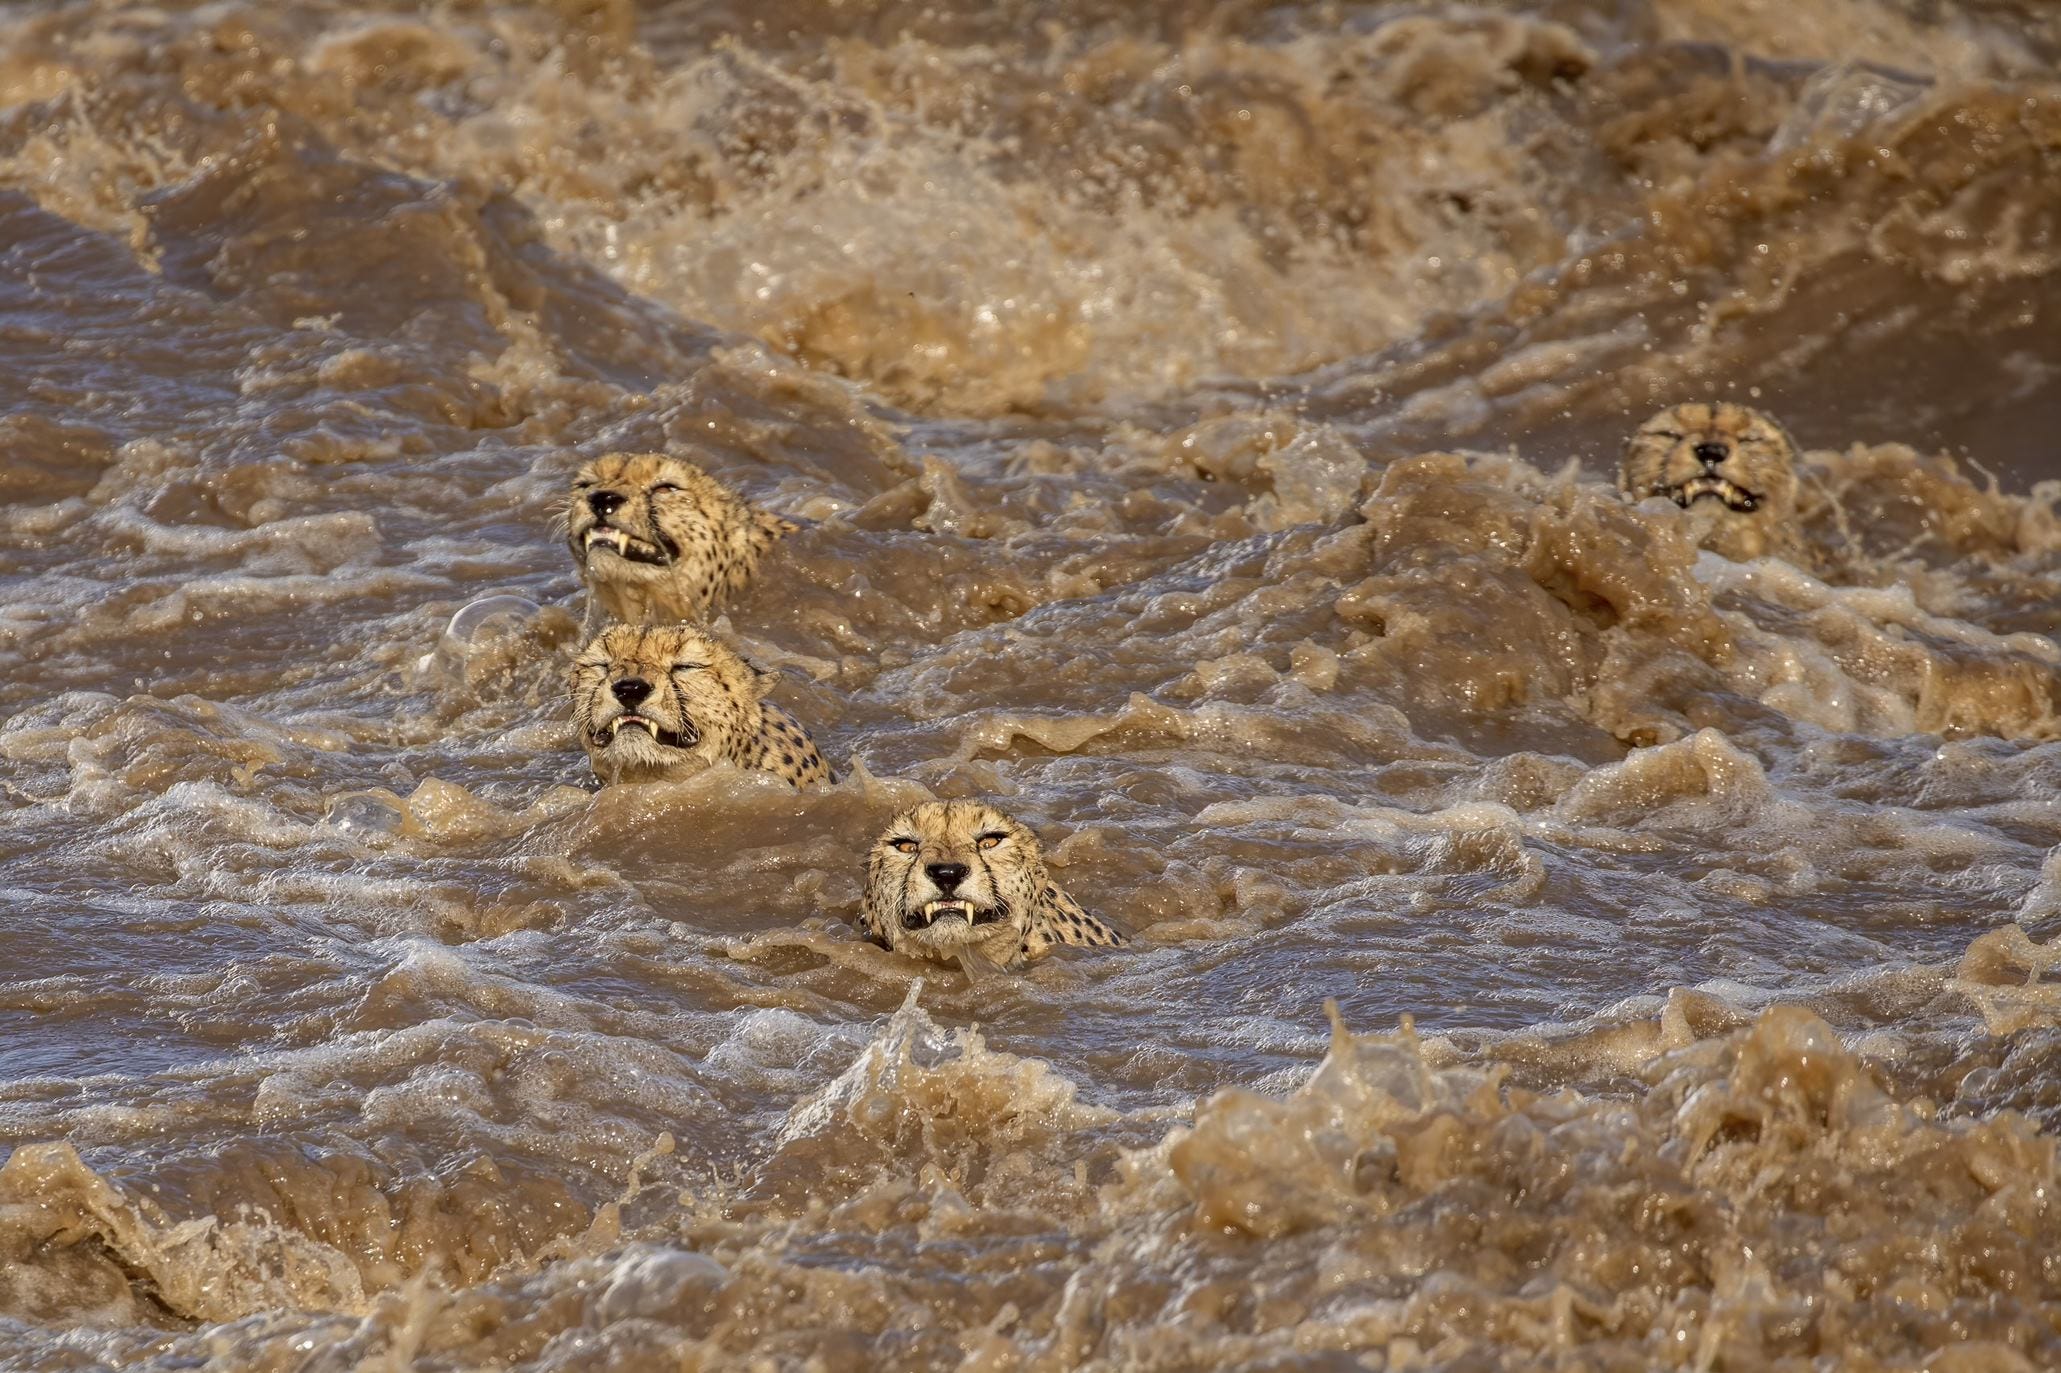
[742,658,777,700]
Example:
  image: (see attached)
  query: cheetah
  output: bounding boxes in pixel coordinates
[570,623,833,787]
[1620,402,1801,561]
[860,801,1126,973]
[564,452,797,625]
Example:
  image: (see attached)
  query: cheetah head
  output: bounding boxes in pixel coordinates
[564,452,793,621]
[570,623,769,784]
[1620,403,1800,556]
[566,453,703,572]
[863,801,1047,964]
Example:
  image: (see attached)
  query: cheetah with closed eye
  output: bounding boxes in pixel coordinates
[569,624,832,787]
[1620,402,1802,560]
[861,801,1126,972]
[564,452,797,625]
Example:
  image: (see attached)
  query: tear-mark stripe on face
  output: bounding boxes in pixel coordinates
[660,673,682,734]
[642,490,677,568]
[975,848,1000,916]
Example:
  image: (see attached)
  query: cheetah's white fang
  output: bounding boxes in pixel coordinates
[583,527,669,566]
[1666,474,1759,512]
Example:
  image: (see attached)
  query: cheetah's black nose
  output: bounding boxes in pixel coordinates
[926,863,969,891]
[1693,441,1730,467]
[611,678,652,708]
[588,490,627,519]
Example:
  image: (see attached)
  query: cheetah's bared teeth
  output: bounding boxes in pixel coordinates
[922,899,976,924]
[583,527,670,565]
[597,715,699,750]
[1668,474,1759,512]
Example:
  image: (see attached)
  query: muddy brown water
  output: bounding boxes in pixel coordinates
[4,0,2061,1368]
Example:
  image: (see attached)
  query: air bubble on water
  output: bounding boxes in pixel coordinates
[1768,64,1927,155]
[446,595,541,643]
[322,790,414,838]
[414,594,541,676]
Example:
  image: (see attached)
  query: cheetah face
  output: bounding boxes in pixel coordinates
[1621,402,1799,523]
[864,802,1046,960]
[566,453,699,574]
[564,451,795,625]
[569,623,768,783]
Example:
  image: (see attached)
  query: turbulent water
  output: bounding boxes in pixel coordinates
[5,0,2061,1367]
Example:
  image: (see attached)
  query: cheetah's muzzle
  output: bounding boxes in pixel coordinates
[582,525,677,567]
[593,714,699,750]
[903,898,1004,931]
[1664,474,1760,512]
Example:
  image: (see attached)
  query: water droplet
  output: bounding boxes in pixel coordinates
[323,791,410,837]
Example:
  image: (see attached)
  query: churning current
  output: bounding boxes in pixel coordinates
[4,0,2061,1368]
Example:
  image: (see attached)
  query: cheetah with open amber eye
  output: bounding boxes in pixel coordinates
[860,801,1126,973]
[1620,402,1801,560]
[564,452,797,625]
[569,624,832,787]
